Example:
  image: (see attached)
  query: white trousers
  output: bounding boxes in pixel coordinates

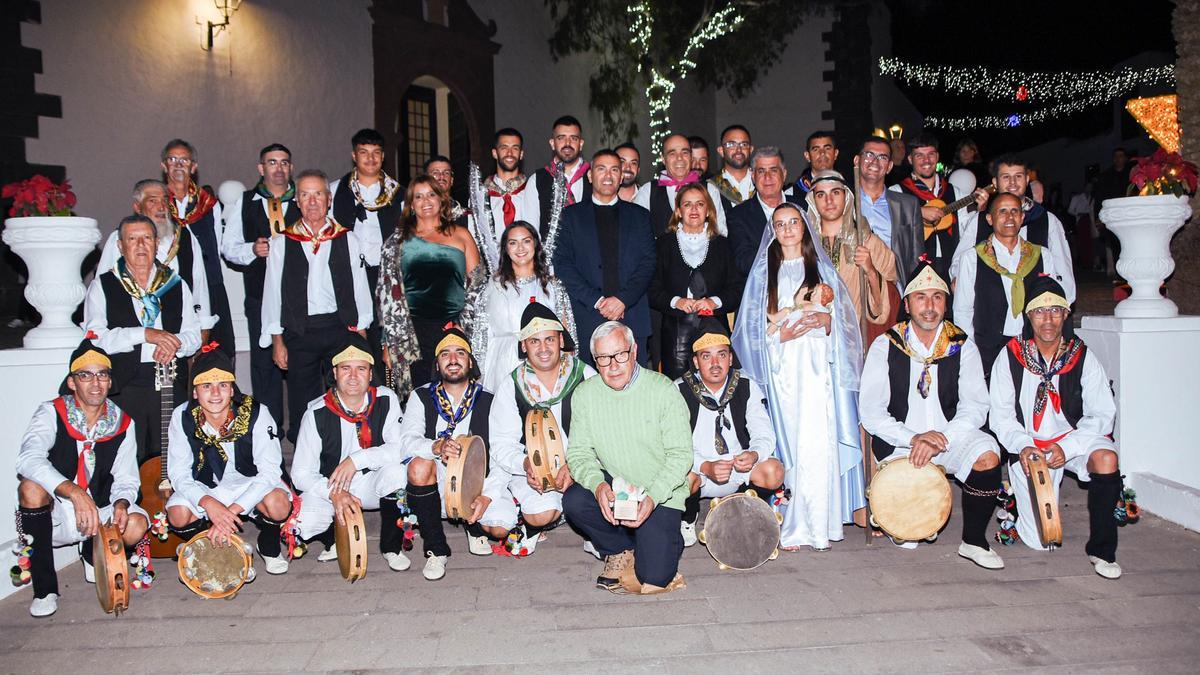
[479,475,563,530]
[297,465,408,539]
[50,498,149,547]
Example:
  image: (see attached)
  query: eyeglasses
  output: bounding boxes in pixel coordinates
[860,150,890,164]
[722,141,751,150]
[1029,307,1067,318]
[72,370,112,382]
[594,349,632,367]
[164,156,193,166]
[429,170,454,179]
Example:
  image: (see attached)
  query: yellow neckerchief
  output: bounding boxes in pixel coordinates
[974,237,1041,317]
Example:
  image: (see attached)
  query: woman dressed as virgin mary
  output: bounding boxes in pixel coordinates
[732,202,866,550]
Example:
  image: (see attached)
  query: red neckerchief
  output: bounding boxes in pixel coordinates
[547,161,590,205]
[168,181,218,227]
[899,174,949,203]
[1007,337,1085,431]
[323,387,377,449]
[657,170,701,188]
[486,177,529,227]
[282,218,349,254]
[52,397,132,490]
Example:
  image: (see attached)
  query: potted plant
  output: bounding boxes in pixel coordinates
[1099,149,1197,319]
[1,175,99,348]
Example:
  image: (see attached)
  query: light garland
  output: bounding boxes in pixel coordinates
[627,2,743,155]
[1126,95,1180,153]
[878,57,1177,131]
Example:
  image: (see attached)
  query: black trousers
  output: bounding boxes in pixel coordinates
[409,316,445,390]
[113,361,190,465]
[244,294,284,432]
[365,265,387,385]
[282,313,343,443]
[562,481,683,587]
[208,282,236,359]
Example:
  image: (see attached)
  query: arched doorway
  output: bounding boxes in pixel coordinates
[395,75,472,206]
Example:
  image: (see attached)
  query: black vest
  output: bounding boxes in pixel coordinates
[183,202,223,288]
[678,378,753,451]
[898,179,959,280]
[98,271,185,389]
[514,387,576,447]
[47,399,130,508]
[280,234,359,335]
[871,341,961,461]
[311,392,392,478]
[1005,344,1086,430]
[331,172,402,252]
[414,385,494,446]
[975,205,1051,248]
[535,168,592,240]
[238,189,298,297]
[180,398,261,488]
[648,182,673,239]
[972,248,1044,365]
[174,229,196,295]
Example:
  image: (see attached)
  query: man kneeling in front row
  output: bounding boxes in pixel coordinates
[677,324,783,546]
[563,321,694,594]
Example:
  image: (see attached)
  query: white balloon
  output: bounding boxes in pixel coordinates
[217,180,247,209]
[948,169,976,198]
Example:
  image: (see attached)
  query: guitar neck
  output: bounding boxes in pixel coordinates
[940,185,994,216]
[157,361,176,482]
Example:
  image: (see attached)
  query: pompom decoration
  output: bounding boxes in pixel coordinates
[994,481,1020,546]
[130,536,155,590]
[772,487,791,509]
[10,519,34,587]
[282,492,306,560]
[1115,486,1140,525]
[152,510,170,541]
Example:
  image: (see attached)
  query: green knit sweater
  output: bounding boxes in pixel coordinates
[566,368,694,510]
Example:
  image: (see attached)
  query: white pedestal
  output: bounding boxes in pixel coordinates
[1078,315,1200,531]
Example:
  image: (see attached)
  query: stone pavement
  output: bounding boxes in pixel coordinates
[2,479,1198,673]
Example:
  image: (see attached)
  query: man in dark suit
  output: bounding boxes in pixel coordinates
[553,149,656,366]
[727,146,802,278]
[854,136,923,286]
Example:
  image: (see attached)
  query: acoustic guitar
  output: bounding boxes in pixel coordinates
[138,359,184,558]
[922,184,996,240]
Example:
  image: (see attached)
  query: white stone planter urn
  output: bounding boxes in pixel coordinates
[1100,194,1193,318]
[2,216,100,348]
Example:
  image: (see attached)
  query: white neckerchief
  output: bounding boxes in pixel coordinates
[676,228,710,268]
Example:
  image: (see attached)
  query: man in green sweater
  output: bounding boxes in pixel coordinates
[564,321,694,594]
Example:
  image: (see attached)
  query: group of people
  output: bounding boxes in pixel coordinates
[15,118,1126,618]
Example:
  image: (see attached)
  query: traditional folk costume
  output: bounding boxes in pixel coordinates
[291,334,410,566]
[260,216,373,442]
[525,159,591,238]
[890,173,965,284]
[951,198,1077,304]
[166,348,291,565]
[483,304,594,552]
[98,223,215,336]
[84,256,201,463]
[168,180,234,357]
[712,168,754,213]
[859,261,1004,568]
[732,207,866,550]
[15,340,145,615]
[988,277,1123,577]
[483,173,534,243]
[633,172,728,238]
[396,327,506,564]
[221,179,300,431]
[562,363,693,593]
[953,233,1058,374]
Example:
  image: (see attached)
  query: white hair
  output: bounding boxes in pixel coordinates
[589,321,634,356]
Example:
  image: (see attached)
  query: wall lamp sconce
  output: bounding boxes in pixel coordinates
[873,124,904,140]
[198,0,243,51]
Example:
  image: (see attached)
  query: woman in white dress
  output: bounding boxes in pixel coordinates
[733,203,866,550]
[464,221,578,392]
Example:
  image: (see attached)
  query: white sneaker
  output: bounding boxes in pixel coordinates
[958,542,1005,570]
[261,554,289,575]
[467,535,493,556]
[1089,555,1123,579]
[422,552,447,581]
[316,544,338,562]
[83,560,95,584]
[680,521,697,547]
[384,551,411,571]
[29,593,58,618]
[582,540,602,560]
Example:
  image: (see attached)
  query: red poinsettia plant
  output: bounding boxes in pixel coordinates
[1,174,77,217]
[1128,149,1199,197]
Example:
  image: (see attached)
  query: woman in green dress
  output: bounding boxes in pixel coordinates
[379,175,483,397]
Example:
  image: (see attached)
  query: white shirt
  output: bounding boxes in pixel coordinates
[258,219,374,348]
[485,176,535,238]
[720,169,754,203]
[291,386,407,500]
[683,376,775,473]
[396,385,509,500]
[950,207,1076,303]
[172,194,224,261]
[888,177,969,259]
[167,401,283,510]
[328,178,385,267]
[221,192,299,267]
[859,325,990,448]
[953,237,1057,342]
[83,270,203,362]
[488,359,597,476]
[988,343,1116,454]
[99,229,215,329]
[521,161,588,232]
[633,174,728,236]
[17,400,140,506]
